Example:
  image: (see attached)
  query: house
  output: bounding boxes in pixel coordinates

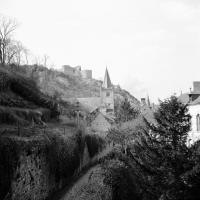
[90,112,113,137]
[63,68,115,135]
[179,81,200,145]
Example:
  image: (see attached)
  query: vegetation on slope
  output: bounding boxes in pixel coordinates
[7,64,140,108]
[100,96,200,200]
[0,65,60,125]
[0,128,106,200]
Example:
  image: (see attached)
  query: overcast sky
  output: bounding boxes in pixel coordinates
[1,0,200,102]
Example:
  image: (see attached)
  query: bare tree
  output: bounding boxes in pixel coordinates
[4,40,28,66]
[5,40,18,65]
[0,15,18,65]
[33,55,43,66]
[13,41,26,66]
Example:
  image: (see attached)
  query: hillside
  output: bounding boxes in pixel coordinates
[8,64,140,108]
[0,65,59,125]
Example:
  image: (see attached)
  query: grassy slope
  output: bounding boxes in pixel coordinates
[0,65,59,125]
[11,64,140,108]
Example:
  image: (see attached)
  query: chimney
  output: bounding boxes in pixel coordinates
[193,82,200,93]
[141,98,146,106]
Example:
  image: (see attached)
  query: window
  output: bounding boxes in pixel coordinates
[106,92,110,97]
[196,114,200,131]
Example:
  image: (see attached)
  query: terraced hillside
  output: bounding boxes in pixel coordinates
[8,64,140,108]
[0,65,59,125]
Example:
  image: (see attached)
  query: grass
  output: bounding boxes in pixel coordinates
[0,65,60,125]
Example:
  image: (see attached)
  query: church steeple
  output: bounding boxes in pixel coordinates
[102,67,112,88]
[100,67,114,116]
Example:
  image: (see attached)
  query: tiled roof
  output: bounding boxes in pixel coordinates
[179,93,200,106]
[190,96,200,105]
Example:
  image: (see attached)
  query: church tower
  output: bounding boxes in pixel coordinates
[100,68,114,116]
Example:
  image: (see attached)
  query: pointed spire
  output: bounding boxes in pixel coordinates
[102,67,112,88]
[147,95,151,107]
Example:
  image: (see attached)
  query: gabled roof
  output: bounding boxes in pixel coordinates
[190,96,200,106]
[178,93,200,106]
[102,68,112,88]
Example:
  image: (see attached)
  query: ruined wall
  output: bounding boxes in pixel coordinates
[81,70,92,79]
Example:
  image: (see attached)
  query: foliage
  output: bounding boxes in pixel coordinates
[0,137,19,199]
[47,132,82,184]
[0,106,51,125]
[0,129,106,199]
[130,96,194,200]
[115,98,139,123]
[85,134,106,158]
[151,96,191,146]
[0,136,47,199]
[107,128,135,154]
[0,67,60,123]
[46,130,106,185]
[101,154,142,200]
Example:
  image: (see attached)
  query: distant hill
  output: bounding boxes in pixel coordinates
[0,65,59,125]
[9,64,140,109]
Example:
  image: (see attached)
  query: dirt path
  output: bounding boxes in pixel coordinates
[50,145,113,200]
[60,166,99,200]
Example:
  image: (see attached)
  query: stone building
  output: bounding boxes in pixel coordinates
[62,65,81,77]
[77,68,114,117]
[99,68,114,116]
[81,70,92,79]
[62,65,92,79]
[63,68,115,135]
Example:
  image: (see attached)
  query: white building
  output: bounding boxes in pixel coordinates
[179,81,200,145]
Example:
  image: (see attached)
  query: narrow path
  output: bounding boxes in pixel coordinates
[49,145,112,200]
[60,166,99,200]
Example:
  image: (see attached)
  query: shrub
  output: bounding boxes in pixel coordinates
[0,106,51,125]
[46,133,81,185]
[0,67,60,119]
[0,137,19,199]
[0,127,107,199]
[85,134,106,158]
[102,159,142,200]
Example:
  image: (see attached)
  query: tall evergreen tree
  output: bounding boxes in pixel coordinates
[115,98,139,123]
[130,96,193,200]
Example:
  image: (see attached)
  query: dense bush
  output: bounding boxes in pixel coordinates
[46,131,106,186]
[47,131,84,184]
[0,136,47,199]
[0,130,107,199]
[101,155,142,200]
[85,134,106,158]
[114,98,140,123]
[0,106,51,125]
[0,138,19,199]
